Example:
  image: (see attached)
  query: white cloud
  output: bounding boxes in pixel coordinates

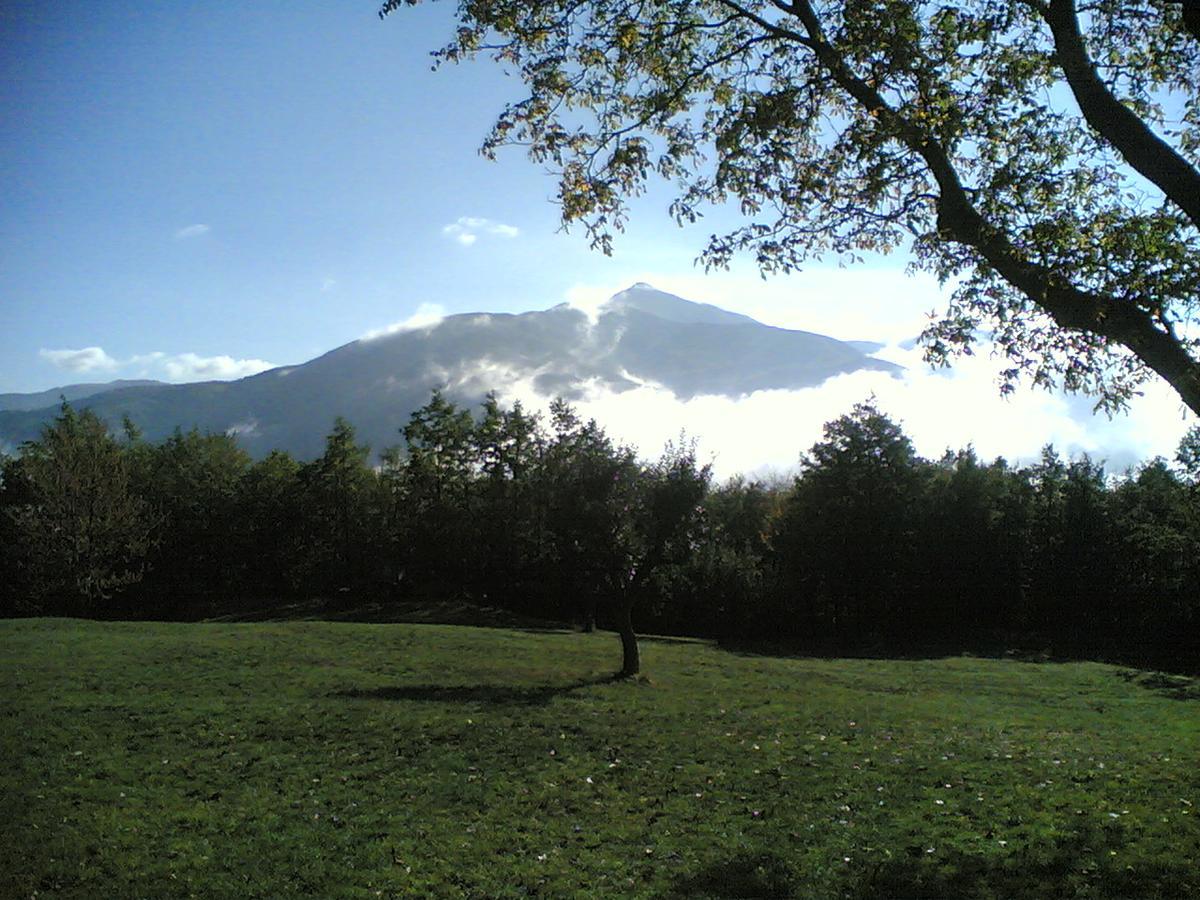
[362,303,447,340]
[160,353,275,381]
[537,274,1168,465]
[173,224,210,240]
[563,284,612,326]
[484,354,1192,480]
[39,346,275,383]
[469,277,1195,478]
[226,419,260,438]
[39,346,119,373]
[129,351,167,366]
[442,216,520,246]
[864,343,1193,469]
[321,278,337,292]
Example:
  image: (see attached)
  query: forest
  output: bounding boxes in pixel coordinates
[2,391,1198,674]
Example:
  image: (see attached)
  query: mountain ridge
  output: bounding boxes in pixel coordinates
[1,285,900,458]
[0,379,164,414]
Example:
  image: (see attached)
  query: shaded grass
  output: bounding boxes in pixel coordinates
[2,618,1198,898]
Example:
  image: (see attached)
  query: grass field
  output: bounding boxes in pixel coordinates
[2,618,1198,898]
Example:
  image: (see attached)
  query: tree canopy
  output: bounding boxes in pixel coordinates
[383,0,1200,416]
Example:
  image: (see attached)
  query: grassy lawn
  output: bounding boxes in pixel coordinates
[2,619,1198,898]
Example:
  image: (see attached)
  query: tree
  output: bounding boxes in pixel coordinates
[919,449,1024,642]
[241,450,304,599]
[132,427,252,614]
[677,476,778,637]
[298,418,377,596]
[615,436,711,674]
[471,393,550,611]
[394,391,479,597]
[1110,457,1200,665]
[1022,446,1115,652]
[773,400,925,646]
[1,404,156,614]
[383,0,1200,416]
[1177,424,1200,485]
[538,397,641,633]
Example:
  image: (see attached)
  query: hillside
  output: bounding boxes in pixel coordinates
[2,618,1197,898]
[0,379,162,413]
[0,285,899,459]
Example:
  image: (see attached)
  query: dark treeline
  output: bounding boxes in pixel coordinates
[2,393,1199,673]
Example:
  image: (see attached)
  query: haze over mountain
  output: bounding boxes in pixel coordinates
[0,285,898,460]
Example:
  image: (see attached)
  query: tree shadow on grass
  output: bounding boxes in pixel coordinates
[657,851,796,899]
[717,636,1200,679]
[639,633,716,647]
[1116,669,1200,702]
[208,596,570,631]
[714,635,979,665]
[845,825,1195,899]
[658,823,1195,900]
[331,673,625,708]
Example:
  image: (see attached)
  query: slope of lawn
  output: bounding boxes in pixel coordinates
[2,618,1198,898]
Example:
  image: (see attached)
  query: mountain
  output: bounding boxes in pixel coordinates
[600,282,760,326]
[0,379,163,413]
[0,285,900,459]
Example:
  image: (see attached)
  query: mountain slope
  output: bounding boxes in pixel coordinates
[0,379,162,413]
[0,286,900,458]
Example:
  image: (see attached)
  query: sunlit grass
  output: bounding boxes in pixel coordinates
[2,618,1198,898]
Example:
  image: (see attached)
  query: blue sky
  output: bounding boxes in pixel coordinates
[1,1,1194,471]
[1,0,722,386]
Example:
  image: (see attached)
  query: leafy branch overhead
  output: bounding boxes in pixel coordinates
[383,0,1200,416]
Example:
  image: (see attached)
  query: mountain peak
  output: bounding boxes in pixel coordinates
[606,284,760,328]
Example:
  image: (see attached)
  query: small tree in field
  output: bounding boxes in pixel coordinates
[537,401,710,675]
[539,398,641,635]
[616,437,711,674]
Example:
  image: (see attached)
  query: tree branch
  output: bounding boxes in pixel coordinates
[779,0,1200,413]
[712,0,815,47]
[1040,0,1200,230]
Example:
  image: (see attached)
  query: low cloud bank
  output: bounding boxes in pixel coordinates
[40,346,276,384]
[542,274,1194,477]
[474,343,1192,480]
[362,303,447,340]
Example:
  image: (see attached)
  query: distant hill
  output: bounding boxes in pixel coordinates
[0,285,900,459]
[0,379,162,413]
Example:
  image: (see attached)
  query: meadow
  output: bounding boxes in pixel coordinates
[2,618,1198,898]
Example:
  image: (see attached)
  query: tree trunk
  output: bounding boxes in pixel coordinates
[615,596,640,677]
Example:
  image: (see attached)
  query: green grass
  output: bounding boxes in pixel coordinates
[2,619,1198,898]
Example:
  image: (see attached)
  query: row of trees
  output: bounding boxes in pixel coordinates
[3,394,1199,672]
[0,394,709,675]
